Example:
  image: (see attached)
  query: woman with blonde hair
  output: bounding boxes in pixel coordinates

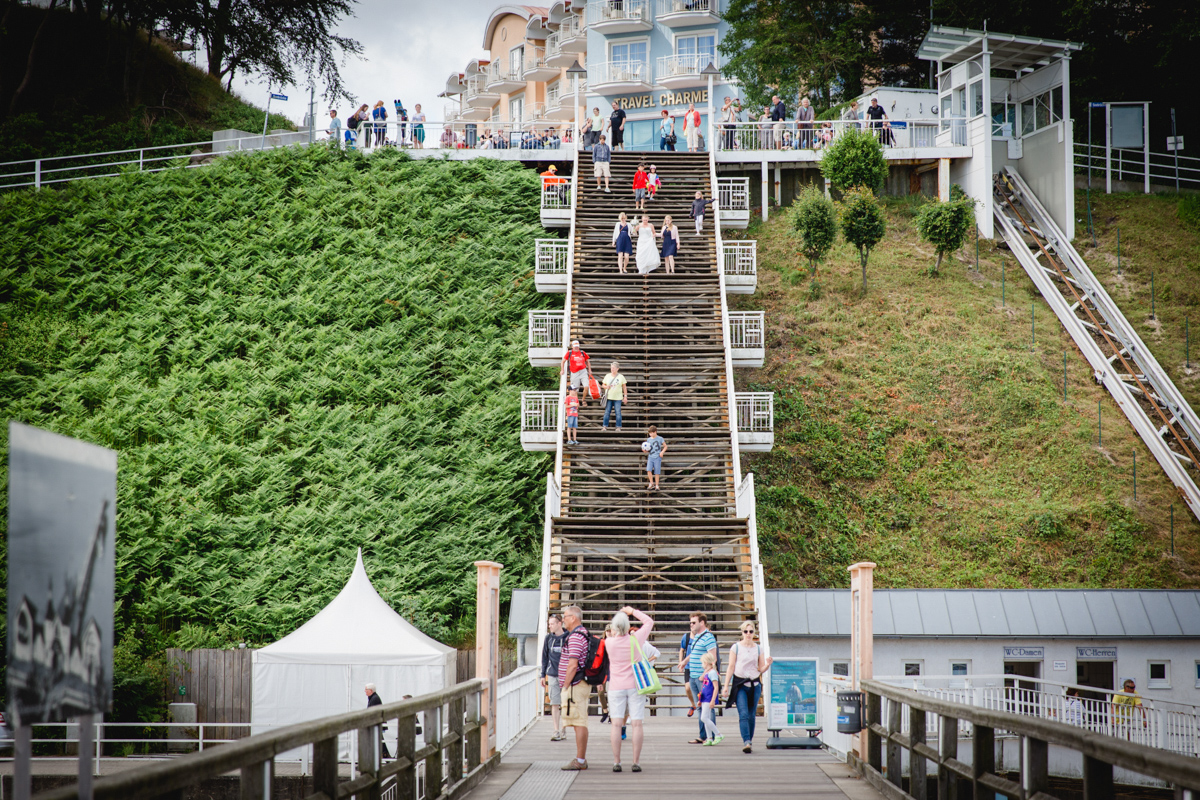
[604,606,654,772]
[371,100,388,146]
[659,215,679,274]
[612,212,633,273]
[721,620,773,753]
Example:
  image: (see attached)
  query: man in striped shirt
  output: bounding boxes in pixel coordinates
[558,605,591,770]
[682,612,718,744]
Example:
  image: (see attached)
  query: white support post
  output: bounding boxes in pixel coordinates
[774,163,781,207]
[1105,103,1112,194]
[1143,101,1151,194]
[760,160,768,222]
[1061,51,1075,241]
[34,159,41,189]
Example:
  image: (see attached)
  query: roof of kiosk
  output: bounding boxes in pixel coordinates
[919,25,1081,71]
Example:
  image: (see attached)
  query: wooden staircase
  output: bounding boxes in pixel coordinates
[548,152,754,703]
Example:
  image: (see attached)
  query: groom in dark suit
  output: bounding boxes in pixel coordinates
[365,683,391,759]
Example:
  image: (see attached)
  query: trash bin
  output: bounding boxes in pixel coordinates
[836,691,863,734]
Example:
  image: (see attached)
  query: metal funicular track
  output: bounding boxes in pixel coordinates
[993,167,1200,520]
[547,151,755,709]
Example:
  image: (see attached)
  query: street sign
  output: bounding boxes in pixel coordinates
[1167,135,1184,152]
[271,93,289,101]
[1089,102,1106,108]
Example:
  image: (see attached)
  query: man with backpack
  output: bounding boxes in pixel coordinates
[681,612,719,744]
[558,604,594,770]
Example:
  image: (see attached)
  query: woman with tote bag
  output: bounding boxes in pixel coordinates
[603,606,655,773]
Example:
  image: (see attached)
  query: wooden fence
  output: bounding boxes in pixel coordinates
[455,649,517,684]
[165,648,252,740]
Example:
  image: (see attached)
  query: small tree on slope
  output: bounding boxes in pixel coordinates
[914,195,976,275]
[819,127,888,193]
[839,187,887,292]
[793,186,839,276]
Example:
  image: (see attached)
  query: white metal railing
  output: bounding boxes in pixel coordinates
[1076,142,1200,191]
[541,181,570,210]
[536,239,570,275]
[589,0,650,24]
[495,666,540,753]
[528,310,565,348]
[876,673,1200,758]
[546,83,562,108]
[545,32,562,61]
[727,311,764,349]
[443,103,461,123]
[657,0,717,15]
[712,119,942,152]
[521,391,560,432]
[722,240,756,276]
[735,392,774,433]
[486,60,524,88]
[558,13,585,40]
[464,75,497,103]
[523,48,547,76]
[655,53,716,81]
[588,60,651,86]
[717,176,749,211]
[518,103,549,124]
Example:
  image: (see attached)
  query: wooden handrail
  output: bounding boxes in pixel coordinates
[36,679,488,800]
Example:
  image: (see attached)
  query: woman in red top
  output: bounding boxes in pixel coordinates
[632,163,649,212]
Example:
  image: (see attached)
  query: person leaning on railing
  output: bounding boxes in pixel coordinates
[1112,678,1147,740]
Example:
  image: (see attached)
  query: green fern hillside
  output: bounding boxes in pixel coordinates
[0,148,554,664]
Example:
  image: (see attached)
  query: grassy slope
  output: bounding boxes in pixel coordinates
[0,7,293,162]
[730,194,1200,590]
[0,147,554,660]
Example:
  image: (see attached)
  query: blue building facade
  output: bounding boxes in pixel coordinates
[583,0,739,150]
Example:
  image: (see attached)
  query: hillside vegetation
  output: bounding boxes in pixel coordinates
[0,147,554,672]
[730,194,1200,590]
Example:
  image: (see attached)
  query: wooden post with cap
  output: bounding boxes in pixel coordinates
[848,561,876,759]
[474,561,502,763]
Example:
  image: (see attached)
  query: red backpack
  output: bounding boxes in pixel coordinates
[582,632,609,686]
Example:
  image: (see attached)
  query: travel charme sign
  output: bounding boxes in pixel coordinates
[612,89,711,110]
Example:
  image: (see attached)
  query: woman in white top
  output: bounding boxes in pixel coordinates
[720,620,773,753]
[635,214,660,274]
[682,103,702,152]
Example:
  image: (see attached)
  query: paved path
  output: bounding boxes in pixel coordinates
[466,717,885,800]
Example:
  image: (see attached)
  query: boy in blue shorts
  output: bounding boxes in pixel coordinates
[564,389,580,446]
[642,425,667,491]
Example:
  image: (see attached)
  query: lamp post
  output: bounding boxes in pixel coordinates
[567,60,587,152]
[702,61,721,152]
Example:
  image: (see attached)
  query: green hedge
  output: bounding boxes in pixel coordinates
[0,146,555,658]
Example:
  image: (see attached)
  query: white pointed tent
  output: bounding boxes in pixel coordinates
[251,549,455,759]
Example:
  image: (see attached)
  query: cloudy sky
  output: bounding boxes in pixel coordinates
[187,0,503,127]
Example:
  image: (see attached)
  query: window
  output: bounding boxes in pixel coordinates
[969,80,983,118]
[831,661,850,677]
[1019,89,1063,138]
[611,40,648,66]
[992,102,1014,138]
[951,661,970,676]
[903,661,923,676]
[676,32,716,68]
[1148,661,1170,689]
[509,96,524,123]
[509,44,524,76]
[1195,661,1200,688]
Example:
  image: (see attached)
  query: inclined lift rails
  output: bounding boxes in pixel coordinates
[993,167,1200,522]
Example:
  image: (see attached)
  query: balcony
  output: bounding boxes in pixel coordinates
[545,33,574,69]
[727,311,764,368]
[656,0,721,27]
[486,61,526,94]
[557,14,587,52]
[464,75,499,109]
[523,49,559,82]
[528,310,565,367]
[459,103,494,122]
[540,182,571,228]
[655,54,715,90]
[589,61,652,94]
[717,176,750,228]
[736,392,774,452]
[535,239,570,292]
[521,391,560,451]
[517,103,549,124]
[443,103,462,123]
[588,0,652,33]
[722,240,756,294]
[546,80,586,120]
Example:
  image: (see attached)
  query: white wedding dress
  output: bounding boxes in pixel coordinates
[636,224,660,274]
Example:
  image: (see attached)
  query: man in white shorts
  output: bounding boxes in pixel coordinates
[560,340,593,404]
[592,134,612,192]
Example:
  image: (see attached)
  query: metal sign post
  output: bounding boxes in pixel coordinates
[262,92,289,150]
[1168,107,1183,192]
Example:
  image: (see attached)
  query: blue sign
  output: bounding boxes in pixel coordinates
[1089,102,1106,108]
[270,93,289,101]
[768,658,818,729]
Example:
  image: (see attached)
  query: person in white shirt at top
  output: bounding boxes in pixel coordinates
[720,620,774,753]
[604,607,655,773]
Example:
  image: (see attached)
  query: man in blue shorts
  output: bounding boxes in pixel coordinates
[642,425,667,492]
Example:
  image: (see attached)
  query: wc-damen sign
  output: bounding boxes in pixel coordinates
[613,89,711,110]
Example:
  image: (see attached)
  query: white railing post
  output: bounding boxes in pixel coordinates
[34,158,41,189]
[139,149,144,171]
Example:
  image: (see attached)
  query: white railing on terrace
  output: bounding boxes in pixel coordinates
[487,60,524,88]
[727,311,764,349]
[528,310,565,348]
[589,60,651,86]
[717,176,749,211]
[589,0,650,24]
[546,84,562,108]
[518,103,549,124]
[875,673,1200,758]
[521,391,560,432]
[713,119,941,152]
[722,240,756,275]
[536,239,570,274]
[656,53,716,80]
[558,13,585,40]
[523,48,549,74]
[657,0,718,15]
[545,32,562,60]
[495,665,540,753]
[735,392,773,432]
[1076,142,1200,191]
[541,181,571,210]
[464,75,497,102]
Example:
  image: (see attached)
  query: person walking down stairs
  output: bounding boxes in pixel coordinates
[660,215,679,274]
[612,212,633,274]
[635,215,659,274]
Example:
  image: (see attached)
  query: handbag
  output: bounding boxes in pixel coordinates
[631,637,661,696]
[588,376,601,401]
[666,133,677,145]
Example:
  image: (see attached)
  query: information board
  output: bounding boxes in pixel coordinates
[767,658,818,729]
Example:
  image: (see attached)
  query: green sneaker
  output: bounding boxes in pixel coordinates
[713,735,725,745]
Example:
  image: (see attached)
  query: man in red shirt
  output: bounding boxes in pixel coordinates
[560,340,593,405]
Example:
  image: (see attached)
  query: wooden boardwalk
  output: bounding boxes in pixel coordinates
[465,717,885,800]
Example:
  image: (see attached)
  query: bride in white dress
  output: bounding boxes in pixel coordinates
[635,214,660,274]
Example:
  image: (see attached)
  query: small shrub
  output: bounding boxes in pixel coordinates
[819,127,888,192]
[792,186,839,275]
[839,186,887,291]
[1179,195,1200,231]
[914,195,976,274]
